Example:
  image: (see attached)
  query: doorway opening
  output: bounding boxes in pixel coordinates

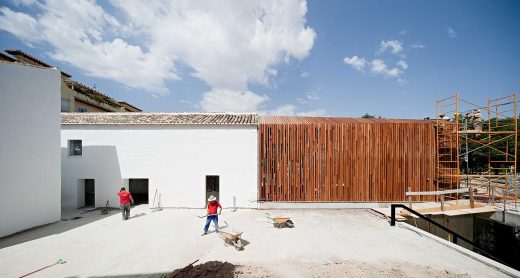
[206,175,220,205]
[129,179,149,205]
[77,179,95,208]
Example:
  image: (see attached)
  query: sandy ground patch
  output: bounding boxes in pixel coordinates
[0,206,509,277]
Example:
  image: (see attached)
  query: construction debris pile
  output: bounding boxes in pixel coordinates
[169,261,237,278]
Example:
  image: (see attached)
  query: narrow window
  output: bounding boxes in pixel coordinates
[61,99,70,112]
[76,106,87,112]
[69,140,82,156]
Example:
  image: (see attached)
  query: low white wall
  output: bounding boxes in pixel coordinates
[61,125,258,208]
[0,63,61,237]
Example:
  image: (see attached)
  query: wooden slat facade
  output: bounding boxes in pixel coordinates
[258,117,436,202]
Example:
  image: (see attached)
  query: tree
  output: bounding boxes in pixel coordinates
[461,116,519,173]
[361,113,375,118]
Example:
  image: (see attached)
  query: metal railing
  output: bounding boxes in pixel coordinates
[390,204,505,264]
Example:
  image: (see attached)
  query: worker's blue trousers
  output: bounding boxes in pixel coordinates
[204,215,219,233]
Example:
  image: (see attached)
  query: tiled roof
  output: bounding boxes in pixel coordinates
[63,79,120,107]
[118,101,142,112]
[62,112,258,125]
[0,52,16,62]
[5,49,72,77]
[260,116,433,124]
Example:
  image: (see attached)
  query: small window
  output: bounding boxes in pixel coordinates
[69,140,82,156]
[76,106,87,112]
[61,99,70,112]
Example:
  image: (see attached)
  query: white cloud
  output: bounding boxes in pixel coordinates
[447,27,456,38]
[0,0,316,111]
[378,40,403,54]
[344,38,411,81]
[300,71,310,78]
[306,90,319,100]
[397,60,408,70]
[343,55,367,71]
[398,30,408,36]
[370,59,401,78]
[0,7,40,42]
[345,57,404,78]
[200,89,268,112]
[266,104,325,116]
[11,0,38,6]
[296,109,325,116]
[410,43,425,49]
[268,104,297,115]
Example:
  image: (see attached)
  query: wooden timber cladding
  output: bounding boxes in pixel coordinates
[258,116,436,202]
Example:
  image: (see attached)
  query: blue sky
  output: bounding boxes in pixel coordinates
[0,0,519,118]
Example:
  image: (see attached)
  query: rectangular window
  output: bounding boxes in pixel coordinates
[61,99,70,112]
[68,140,82,156]
[76,106,87,112]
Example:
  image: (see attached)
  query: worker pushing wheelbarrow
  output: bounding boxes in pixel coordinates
[265,213,295,228]
[199,195,223,236]
[198,195,245,250]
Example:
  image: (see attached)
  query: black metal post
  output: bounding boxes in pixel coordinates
[390,204,396,226]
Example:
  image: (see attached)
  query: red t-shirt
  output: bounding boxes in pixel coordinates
[117,191,132,204]
[207,201,221,215]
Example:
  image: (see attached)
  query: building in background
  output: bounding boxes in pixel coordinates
[0,61,61,237]
[1,49,141,113]
[258,116,436,206]
[61,113,258,209]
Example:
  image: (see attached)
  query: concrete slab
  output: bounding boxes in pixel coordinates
[371,207,407,220]
[0,206,511,277]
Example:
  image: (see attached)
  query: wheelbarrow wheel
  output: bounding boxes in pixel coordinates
[234,239,243,250]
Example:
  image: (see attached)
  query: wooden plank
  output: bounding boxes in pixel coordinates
[406,187,469,196]
[258,117,437,202]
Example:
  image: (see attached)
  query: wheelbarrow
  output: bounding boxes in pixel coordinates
[218,230,244,250]
[265,213,294,228]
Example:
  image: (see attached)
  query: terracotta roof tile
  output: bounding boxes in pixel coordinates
[260,116,433,124]
[62,112,258,125]
[5,49,72,77]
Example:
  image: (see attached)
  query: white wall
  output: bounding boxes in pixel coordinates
[0,63,61,237]
[61,125,258,208]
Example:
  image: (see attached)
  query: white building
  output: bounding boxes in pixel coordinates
[61,113,258,209]
[0,62,61,237]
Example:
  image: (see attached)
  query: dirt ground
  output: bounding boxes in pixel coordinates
[169,261,236,278]
[169,260,470,278]
[0,206,510,277]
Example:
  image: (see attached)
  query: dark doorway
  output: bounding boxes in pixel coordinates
[84,179,95,207]
[206,175,220,205]
[129,179,149,205]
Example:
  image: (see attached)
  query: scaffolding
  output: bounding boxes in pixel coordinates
[435,93,518,209]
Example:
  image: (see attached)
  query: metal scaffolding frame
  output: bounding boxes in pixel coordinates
[435,93,518,209]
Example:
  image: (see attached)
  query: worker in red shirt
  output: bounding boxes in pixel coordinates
[201,195,222,236]
[117,187,134,220]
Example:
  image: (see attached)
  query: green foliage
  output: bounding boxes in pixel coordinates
[461,117,518,173]
[361,113,375,118]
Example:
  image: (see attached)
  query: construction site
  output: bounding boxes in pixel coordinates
[2,0,520,276]
[0,90,519,277]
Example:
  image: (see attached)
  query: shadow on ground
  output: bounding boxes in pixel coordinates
[0,207,122,249]
[89,261,237,278]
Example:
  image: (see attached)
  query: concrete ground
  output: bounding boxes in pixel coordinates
[0,206,511,278]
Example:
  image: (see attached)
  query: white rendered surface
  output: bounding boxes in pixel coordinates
[0,208,509,277]
[61,125,258,208]
[0,63,61,237]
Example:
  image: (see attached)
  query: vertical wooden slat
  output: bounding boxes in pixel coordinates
[258,117,436,202]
